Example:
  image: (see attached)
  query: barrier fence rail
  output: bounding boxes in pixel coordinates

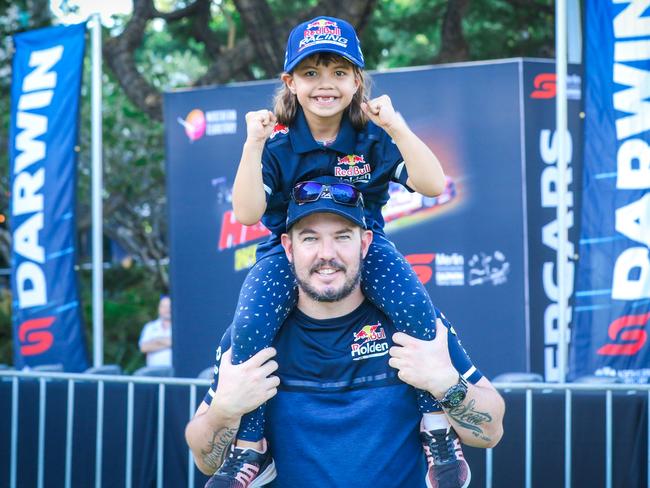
[0,370,648,488]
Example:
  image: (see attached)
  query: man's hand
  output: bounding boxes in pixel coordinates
[212,347,280,420]
[388,318,458,399]
[245,109,277,144]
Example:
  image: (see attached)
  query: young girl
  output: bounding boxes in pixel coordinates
[208,16,470,488]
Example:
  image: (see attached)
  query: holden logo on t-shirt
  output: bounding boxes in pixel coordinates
[351,323,389,361]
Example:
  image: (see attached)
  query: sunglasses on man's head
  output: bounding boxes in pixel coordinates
[292,181,363,206]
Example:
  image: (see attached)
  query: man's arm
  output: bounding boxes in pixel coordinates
[442,377,504,447]
[185,348,280,474]
[186,400,240,475]
[388,319,505,448]
[139,336,171,354]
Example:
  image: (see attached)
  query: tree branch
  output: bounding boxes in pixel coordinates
[153,0,203,21]
[103,0,161,119]
[104,0,377,119]
[233,0,284,74]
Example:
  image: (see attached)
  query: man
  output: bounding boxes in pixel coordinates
[138,295,172,367]
[186,179,505,487]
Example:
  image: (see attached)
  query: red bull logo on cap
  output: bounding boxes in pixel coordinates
[306,19,340,32]
[351,323,389,361]
[300,19,347,51]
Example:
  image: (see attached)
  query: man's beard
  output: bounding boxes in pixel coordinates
[291,253,363,303]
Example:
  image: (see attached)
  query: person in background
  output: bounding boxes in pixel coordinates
[138,295,172,367]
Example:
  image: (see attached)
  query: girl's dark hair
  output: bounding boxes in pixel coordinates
[273,52,371,131]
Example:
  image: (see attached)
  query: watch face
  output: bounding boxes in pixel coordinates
[447,388,466,407]
[441,381,467,408]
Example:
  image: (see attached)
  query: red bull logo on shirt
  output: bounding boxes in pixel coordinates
[300,19,347,51]
[335,154,371,180]
[270,124,289,139]
[351,323,389,361]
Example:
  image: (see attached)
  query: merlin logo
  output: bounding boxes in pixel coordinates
[351,323,389,361]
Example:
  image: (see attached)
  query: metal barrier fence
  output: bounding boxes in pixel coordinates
[1,370,648,488]
[0,370,210,488]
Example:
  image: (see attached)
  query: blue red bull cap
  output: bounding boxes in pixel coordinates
[286,176,366,231]
[284,16,365,72]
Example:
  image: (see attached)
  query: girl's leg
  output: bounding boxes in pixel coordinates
[363,240,470,486]
[362,239,441,413]
[230,252,297,441]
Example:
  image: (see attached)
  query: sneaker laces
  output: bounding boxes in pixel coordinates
[422,428,458,465]
[218,447,247,476]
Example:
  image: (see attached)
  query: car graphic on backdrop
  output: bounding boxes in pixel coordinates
[215,175,457,252]
[382,176,457,223]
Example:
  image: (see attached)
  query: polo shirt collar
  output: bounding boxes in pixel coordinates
[290,107,357,154]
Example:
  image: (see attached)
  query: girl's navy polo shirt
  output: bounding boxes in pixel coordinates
[257,108,412,259]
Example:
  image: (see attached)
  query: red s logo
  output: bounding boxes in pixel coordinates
[597,312,650,356]
[531,73,556,99]
[19,317,55,356]
[406,253,435,285]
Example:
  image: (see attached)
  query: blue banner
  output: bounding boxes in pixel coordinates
[9,23,88,372]
[164,61,546,378]
[571,1,650,382]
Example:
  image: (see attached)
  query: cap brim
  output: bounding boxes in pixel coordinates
[286,199,365,230]
[285,47,363,72]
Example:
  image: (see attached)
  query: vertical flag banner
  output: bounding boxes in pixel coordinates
[571,1,650,382]
[9,23,88,371]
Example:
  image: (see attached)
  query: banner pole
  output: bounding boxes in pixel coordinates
[555,0,569,383]
[91,14,104,367]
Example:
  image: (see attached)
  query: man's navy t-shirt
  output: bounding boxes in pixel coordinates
[205,301,482,488]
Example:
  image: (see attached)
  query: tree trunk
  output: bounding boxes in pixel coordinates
[436,0,470,63]
[105,0,377,121]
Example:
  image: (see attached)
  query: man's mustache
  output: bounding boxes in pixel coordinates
[310,259,346,275]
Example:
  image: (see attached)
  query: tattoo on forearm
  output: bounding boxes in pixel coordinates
[447,400,493,442]
[200,427,238,469]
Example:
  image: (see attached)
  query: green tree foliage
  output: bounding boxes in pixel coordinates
[362,0,553,69]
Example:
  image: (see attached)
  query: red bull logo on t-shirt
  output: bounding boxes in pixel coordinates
[335,154,371,180]
[270,123,289,139]
[351,323,389,361]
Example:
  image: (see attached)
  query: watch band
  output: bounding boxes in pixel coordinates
[439,374,468,409]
